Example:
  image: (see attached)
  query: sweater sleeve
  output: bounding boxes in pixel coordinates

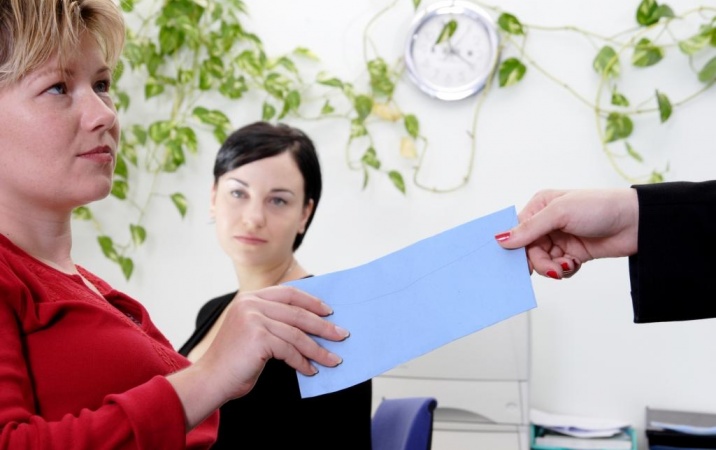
[0,289,192,449]
[629,180,716,323]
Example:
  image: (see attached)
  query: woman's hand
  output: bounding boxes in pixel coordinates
[494,188,639,279]
[168,285,347,428]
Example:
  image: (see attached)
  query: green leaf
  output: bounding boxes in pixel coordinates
[361,147,380,169]
[320,100,334,115]
[388,171,406,194]
[148,120,172,143]
[114,154,128,179]
[316,74,344,88]
[278,90,301,119]
[678,32,711,55]
[656,90,672,123]
[97,235,119,262]
[111,179,129,200]
[625,142,643,162]
[219,74,248,99]
[120,142,138,167]
[159,26,184,55]
[131,125,148,146]
[118,256,134,280]
[354,95,374,121]
[272,56,298,74]
[611,90,630,107]
[412,0,421,9]
[115,91,130,111]
[350,119,368,139]
[636,0,674,26]
[632,38,664,67]
[497,13,524,35]
[262,102,277,121]
[144,80,165,99]
[604,112,634,143]
[236,50,266,77]
[697,56,716,83]
[649,171,665,183]
[192,107,230,127]
[72,206,93,221]
[171,193,188,218]
[434,20,458,46]
[176,127,198,154]
[130,224,147,246]
[120,0,136,13]
[164,141,186,171]
[263,72,291,99]
[404,114,420,138]
[498,58,527,87]
[593,46,620,78]
[293,47,319,60]
[367,58,395,98]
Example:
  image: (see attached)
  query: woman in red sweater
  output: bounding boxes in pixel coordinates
[0,1,348,449]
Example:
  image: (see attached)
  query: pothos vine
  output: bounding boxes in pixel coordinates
[76,0,715,279]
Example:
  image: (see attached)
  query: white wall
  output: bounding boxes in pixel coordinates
[73,0,716,447]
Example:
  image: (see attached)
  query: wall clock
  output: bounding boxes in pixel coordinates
[404,0,500,101]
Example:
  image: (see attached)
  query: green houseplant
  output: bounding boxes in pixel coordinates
[79,0,715,279]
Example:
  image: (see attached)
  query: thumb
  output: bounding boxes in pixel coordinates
[494,210,556,250]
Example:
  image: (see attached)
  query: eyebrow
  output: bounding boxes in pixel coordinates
[225,177,297,195]
[25,65,112,84]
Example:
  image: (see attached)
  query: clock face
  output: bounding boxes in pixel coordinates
[405,1,499,101]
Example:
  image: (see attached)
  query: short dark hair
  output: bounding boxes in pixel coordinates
[214,121,322,251]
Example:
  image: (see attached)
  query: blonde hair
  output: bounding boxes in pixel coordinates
[0,0,125,88]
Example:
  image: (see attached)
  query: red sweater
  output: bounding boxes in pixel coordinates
[0,235,218,449]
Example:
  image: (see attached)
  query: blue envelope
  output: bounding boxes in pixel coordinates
[287,206,537,398]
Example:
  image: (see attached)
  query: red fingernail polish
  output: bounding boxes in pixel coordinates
[494,232,511,242]
[546,270,560,280]
[561,262,570,271]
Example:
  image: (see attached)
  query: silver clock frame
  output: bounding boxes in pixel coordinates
[404,0,500,101]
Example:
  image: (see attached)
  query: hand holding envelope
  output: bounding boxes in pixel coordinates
[286,206,537,398]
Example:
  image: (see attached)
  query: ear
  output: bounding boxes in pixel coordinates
[209,183,218,217]
[298,199,315,234]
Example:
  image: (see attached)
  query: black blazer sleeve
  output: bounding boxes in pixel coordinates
[629,180,716,323]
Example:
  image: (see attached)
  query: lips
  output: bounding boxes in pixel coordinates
[235,235,267,245]
[77,145,114,163]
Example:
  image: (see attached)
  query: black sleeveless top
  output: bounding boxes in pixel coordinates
[179,291,373,449]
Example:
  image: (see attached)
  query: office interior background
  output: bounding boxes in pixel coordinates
[72,0,716,448]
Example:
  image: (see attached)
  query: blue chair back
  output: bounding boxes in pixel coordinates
[372,396,438,450]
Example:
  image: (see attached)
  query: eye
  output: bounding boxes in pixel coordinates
[230,189,248,199]
[269,197,288,207]
[46,82,67,95]
[94,78,111,94]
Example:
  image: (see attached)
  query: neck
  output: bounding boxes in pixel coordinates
[236,257,308,293]
[0,203,75,273]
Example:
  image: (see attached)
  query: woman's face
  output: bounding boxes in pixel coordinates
[0,33,119,215]
[211,151,314,268]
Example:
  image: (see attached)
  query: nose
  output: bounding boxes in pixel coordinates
[241,199,266,229]
[80,90,118,134]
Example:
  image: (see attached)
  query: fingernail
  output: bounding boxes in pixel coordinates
[561,262,570,271]
[494,231,511,242]
[322,303,334,316]
[546,270,561,280]
[335,325,350,339]
[308,366,319,376]
[328,353,343,366]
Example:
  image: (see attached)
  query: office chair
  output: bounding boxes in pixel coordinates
[371,396,438,450]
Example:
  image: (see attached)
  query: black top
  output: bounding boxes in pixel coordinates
[630,181,716,323]
[179,291,373,449]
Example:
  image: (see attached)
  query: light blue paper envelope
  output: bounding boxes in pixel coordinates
[286,206,537,398]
